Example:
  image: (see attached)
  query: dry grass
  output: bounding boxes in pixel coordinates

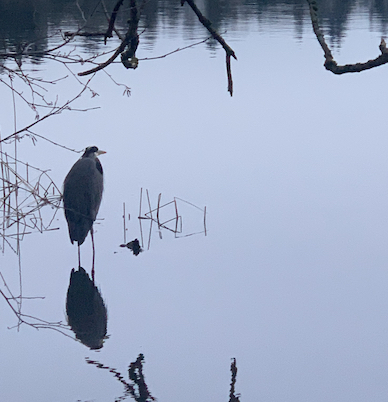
[0,149,62,254]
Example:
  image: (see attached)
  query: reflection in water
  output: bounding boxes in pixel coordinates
[0,0,387,59]
[137,189,207,251]
[86,354,156,401]
[229,358,240,402]
[120,238,143,256]
[85,354,239,401]
[66,267,108,350]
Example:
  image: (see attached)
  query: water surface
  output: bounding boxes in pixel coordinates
[1,1,388,401]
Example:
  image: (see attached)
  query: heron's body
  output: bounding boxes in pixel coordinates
[63,146,105,246]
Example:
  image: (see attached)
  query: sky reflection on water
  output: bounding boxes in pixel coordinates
[1,2,388,402]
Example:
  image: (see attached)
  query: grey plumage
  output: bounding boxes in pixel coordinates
[63,146,105,245]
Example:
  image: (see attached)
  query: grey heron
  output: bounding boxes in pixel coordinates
[63,146,106,280]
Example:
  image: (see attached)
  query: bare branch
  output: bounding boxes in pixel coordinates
[104,0,125,44]
[79,0,141,75]
[139,35,212,61]
[226,54,233,96]
[101,0,125,41]
[181,0,236,59]
[181,0,237,96]
[0,279,75,340]
[307,0,388,74]
[0,76,98,144]
[78,44,125,76]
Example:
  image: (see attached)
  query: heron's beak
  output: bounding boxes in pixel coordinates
[96,150,106,156]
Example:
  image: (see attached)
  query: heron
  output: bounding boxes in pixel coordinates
[63,146,106,280]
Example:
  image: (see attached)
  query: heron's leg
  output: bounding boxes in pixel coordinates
[91,226,95,283]
[78,243,81,268]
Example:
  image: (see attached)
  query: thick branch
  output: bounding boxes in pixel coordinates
[78,33,131,76]
[181,0,237,60]
[181,0,236,96]
[120,0,140,69]
[64,31,106,38]
[307,0,388,74]
[104,0,124,44]
[79,0,140,75]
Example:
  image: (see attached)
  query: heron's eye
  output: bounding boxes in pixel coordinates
[82,146,99,158]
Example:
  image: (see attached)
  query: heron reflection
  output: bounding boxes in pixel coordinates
[66,267,108,350]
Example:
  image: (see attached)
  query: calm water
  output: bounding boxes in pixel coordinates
[1,1,388,401]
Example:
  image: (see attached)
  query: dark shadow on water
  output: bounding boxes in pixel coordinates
[66,266,108,350]
[0,0,387,57]
[86,354,156,402]
[120,238,143,256]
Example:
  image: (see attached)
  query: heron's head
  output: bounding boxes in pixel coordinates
[82,146,107,158]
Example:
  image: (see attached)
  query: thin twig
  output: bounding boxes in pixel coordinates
[0,76,97,144]
[139,35,213,61]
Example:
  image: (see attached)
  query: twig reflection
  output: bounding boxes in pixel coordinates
[135,188,207,251]
[86,354,155,402]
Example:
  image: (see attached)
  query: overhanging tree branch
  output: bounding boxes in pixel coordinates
[104,0,125,44]
[307,0,388,74]
[181,0,237,96]
[79,0,140,75]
